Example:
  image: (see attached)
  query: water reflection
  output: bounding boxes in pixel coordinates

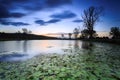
[68,40,72,48]
[74,40,80,50]
[0,52,28,62]
[0,40,119,62]
[81,41,93,50]
[23,40,28,52]
[0,40,120,79]
[0,41,6,53]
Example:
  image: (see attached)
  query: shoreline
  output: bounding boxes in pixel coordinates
[80,39,120,45]
[0,38,120,45]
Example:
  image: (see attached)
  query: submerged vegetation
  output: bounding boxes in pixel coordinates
[0,42,120,80]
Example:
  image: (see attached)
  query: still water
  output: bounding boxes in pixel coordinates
[0,40,120,62]
[0,40,84,61]
[0,40,120,79]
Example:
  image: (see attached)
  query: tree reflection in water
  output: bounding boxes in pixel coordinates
[81,41,93,50]
[23,40,28,52]
[74,40,80,50]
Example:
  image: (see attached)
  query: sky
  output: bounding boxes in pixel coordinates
[0,0,120,36]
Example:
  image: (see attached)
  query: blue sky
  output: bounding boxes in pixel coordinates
[0,0,120,35]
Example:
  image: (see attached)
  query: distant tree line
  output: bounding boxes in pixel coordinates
[61,6,103,39]
[17,28,32,34]
[67,6,120,39]
[0,28,58,40]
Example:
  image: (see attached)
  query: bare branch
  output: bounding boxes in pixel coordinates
[82,6,103,38]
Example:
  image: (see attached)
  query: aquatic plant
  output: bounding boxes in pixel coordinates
[0,43,120,80]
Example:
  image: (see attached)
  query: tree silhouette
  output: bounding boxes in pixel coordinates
[68,33,72,39]
[22,28,32,34]
[61,34,64,39]
[82,6,103,38]
[81,29,96,38]
[73,28,79,39]
[17,31,21,33]
[28,30,32,34]
[110,27,120,39]
[22,28,28,34]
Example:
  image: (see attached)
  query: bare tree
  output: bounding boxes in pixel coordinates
[22,28,28,34]
[81,29,96,38]
[28,30,32,34]
[110,27,120,39]
[17,31,21,33]
[73,28,79,39]
[82,6,103,38]
[68,33,72,39]
[81,29,89,38]
[61,34,64,39]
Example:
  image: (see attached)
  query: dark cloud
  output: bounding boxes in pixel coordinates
[0,4,26,18]
[10,13,26,18]
[73,19,83,23]
[0,0,29,4]
[50,11,76,19]
[46,0,72,7]
[0,0,72,26]
[0,0,72,19]
[0,4,10,18]
[35,20,46,26]
[0,20,29,26]
[35,19,61,26]
[46,19,61,24]
[10,22,30,26]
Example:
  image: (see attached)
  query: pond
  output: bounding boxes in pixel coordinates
[0,40,83,61]
[0,40,120,80]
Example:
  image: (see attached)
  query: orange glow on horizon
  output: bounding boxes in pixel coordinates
[40,31,109,38]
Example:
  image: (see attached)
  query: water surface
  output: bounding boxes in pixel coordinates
[0,40,120,80]
[0,40,120,61]
[0,40,83,61]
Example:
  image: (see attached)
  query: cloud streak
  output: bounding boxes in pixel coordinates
[46,0,72,7]
[35,20,46,26]
[50,11,76,19]
[0,19,30,26]
[10,13,26,18]
[0,0,72,26]
[46,19,61,24]
[0,0,72,18]
[73,19,83,23]
[35,19,61,26]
